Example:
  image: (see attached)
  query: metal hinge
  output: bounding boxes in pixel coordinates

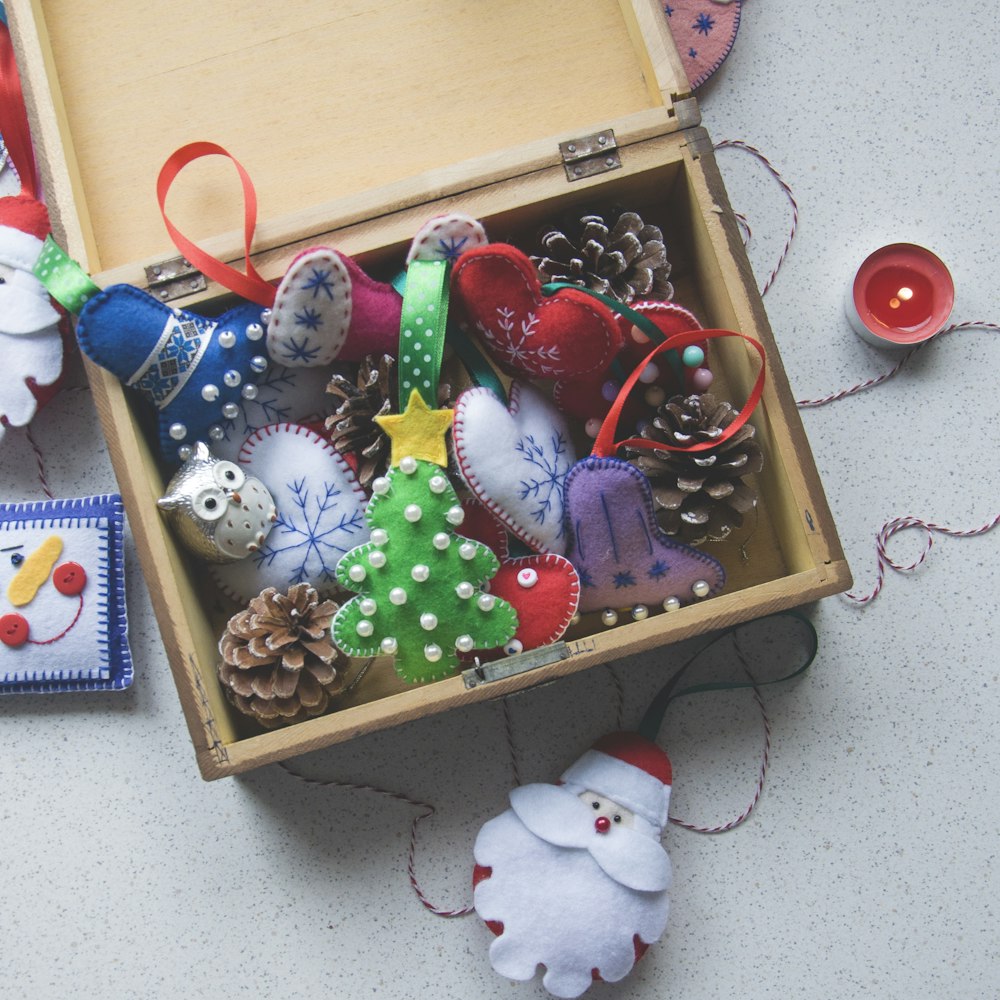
[145,255,207,302]
[560,129,621,182]
[462,642,571,689]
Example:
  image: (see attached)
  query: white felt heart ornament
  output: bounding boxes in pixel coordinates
[453,381,576,555]
[210,423,369,603]
[406,213,488,264]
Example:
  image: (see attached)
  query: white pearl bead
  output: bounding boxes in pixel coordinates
[477,593,496,612]
[631,604,649,621]
[601,609,619,627]
[428,475,448,494]
[584,417,602,439]
[516,568,538,589]
[424,643,442,663]
[201,384,219,402]
[223,369,242,388]
[411,564,430,582]
[504,639,524,656]
[663,596,682,612]
[404,503,422,523]
[692,580,711,598]
[399,456,418,474]
[245,322,264,341]
[356,619,374,637]
[455,581,474,599]
[368,550,386,568]
[218,330,236,349]
[380,636,398,655]
[359,598,377,616]
[420,612,438,631]
[372,477,391,496]
[432,532,450,550]
[639,362,660,384]
[458,542,476,561]
[260,309,272,325]
[348,564,366,582]
[389,587,408,605]
[222,402,240,419]
[445,505,465,526]
[177,445,193,462]
[241,383,258,400]
[169,422,187,441]
[371,528,389,546]
[455,634,475,652]
[208,425,225,441]
[250,355,268,373]
[569,612,581,626]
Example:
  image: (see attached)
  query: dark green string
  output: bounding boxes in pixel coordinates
[637,611,819,743]
[446,326,507,404]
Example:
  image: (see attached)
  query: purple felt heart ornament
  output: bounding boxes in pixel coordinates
[266,247,402,366]
[564,456,725,613]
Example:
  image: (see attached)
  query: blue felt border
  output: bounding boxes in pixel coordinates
[0,494,133,695]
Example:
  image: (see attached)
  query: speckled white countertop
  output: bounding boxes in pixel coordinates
[2,2,998,998]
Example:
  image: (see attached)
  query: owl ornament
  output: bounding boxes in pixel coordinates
[157,442,277,563]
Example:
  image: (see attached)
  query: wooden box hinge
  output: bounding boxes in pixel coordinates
[144,256,207,302]
[462,642,570,688]
[560,129,620,181]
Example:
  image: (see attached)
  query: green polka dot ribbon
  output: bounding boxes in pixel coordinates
[32,236,101,314]
[398,259,449,410]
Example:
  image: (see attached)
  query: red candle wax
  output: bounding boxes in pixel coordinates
[847,244,954,348]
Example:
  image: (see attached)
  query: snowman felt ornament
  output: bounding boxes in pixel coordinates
[474,731,673,998]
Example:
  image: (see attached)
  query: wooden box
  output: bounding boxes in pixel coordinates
[11,0,850,779]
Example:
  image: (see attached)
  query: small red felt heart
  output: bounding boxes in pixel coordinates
[451,244,623,380]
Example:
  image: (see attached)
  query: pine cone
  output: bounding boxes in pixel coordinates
[218,583,349,729]
[626,393,764,544]
[531,210,673,305]
[326,354,395,488]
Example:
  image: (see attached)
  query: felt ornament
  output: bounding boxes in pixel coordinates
[157,442,277,563]
[456,499,580,662]
[453,380,577,556]
[331,390,517,684]
[0,494,132,693]
[0,193,72,446]
[265,247,402,366]
[210,423,369,605]
[473,731,673,998]
[406,212,488,265]
[553,300,709,432]
[74,283,270,463]
[450,244,624,380]
[663,0,743,90]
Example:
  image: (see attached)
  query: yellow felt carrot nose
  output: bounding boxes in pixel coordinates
[7,536,64,607]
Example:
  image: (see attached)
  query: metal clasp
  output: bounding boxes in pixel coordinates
[560,130,620,182]
[145,255,207,303]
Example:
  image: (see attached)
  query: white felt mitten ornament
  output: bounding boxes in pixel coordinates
[473,732,672,998]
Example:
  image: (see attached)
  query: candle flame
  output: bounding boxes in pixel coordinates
[888,287,914,310]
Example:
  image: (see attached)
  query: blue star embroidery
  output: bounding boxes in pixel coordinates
[437,236,469,261]
[293,307,323,331]
[282,336,322,364]
[649,559,670,581]
[693,13,715,34]
[301,267,336,300]
[579,569,595,588]
[689,47,698,58]
[664,3,673,15]
[613,571,636,589]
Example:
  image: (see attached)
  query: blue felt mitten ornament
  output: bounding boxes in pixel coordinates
[474,732,673,998]
[75,283,269,463]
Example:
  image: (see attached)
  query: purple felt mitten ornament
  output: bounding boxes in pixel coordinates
[564,457,724,614]
[266,247,402,366]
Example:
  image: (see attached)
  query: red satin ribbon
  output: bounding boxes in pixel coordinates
[0,16,39,199]
[591,328,767,459]
[156,142,276,309]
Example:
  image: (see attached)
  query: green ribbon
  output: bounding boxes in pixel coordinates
[33,236,101,314]
[637,611,819,743]
[397,259,450,410]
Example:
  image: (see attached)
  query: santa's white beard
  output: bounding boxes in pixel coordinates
[0,269,63,432]
[474,792,670,999]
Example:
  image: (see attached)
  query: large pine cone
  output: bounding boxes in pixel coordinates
[531,210,673,305]
[626,393,764,544]
[218,583,349,729]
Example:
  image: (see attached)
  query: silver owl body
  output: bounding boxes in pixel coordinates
[157,441,277,563]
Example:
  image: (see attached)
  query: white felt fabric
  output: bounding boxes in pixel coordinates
[475,784,671,998]
[562,750,672,830]
[210,423,369,603]
[453,381,576,555]
[406,213,488,264]
[0,268,63,433]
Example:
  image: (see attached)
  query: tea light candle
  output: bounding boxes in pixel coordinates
[846,243,954,348]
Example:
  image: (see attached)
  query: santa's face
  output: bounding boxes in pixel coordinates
[579,790,635,830]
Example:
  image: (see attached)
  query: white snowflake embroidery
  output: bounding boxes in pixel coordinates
[477,307,561,375]
[515,431,571,539]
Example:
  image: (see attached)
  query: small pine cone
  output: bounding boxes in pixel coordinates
[218,583,349,729]
[326,354,395,488]
[531,210,673,305]
[626,393,764,544]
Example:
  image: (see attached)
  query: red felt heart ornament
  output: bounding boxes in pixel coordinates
[451,244,624,380]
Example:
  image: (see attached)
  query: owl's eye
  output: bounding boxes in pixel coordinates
[212,462,245,490]
[192,487,228,521]
[10,552,24,567]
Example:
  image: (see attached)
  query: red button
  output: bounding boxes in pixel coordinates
[53,562,87,596]
[0,613,29,647]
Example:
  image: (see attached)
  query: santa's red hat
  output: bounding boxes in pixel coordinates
[0,194,51,272]
[560,731,673,831]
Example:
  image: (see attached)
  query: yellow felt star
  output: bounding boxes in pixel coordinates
[375,388,454,468]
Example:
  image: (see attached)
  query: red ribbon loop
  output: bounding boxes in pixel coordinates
[0,17,40,199]
[591,328,767,459]
[156,142,276,309]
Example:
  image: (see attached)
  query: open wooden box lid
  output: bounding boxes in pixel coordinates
[16,0,694,280]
